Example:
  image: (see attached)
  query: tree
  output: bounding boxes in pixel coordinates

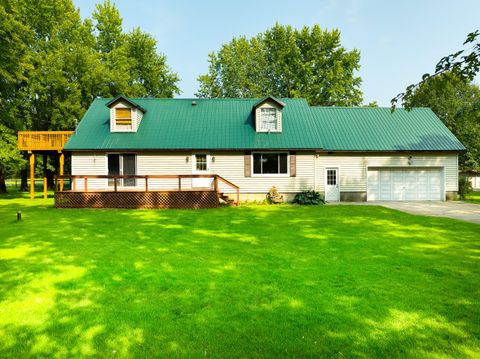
[392,30,480,109]
[405,73,480,171]
[0,0,180,192]
[0,125,25,193]
[197,23,362,106]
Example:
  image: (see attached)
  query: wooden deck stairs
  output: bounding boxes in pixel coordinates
[218,192,238,206]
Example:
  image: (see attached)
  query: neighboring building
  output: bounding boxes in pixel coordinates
[63,95,465,202]
[460,171,480,190]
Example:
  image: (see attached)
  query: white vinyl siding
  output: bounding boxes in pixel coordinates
[71,152,107,190]
[70,151,314,193]
[137,152,192,190]
[70,152,458,200]
[315,153,458,193]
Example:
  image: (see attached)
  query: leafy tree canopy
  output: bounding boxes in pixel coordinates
[392,30,480,109]
[405,73,480,171]
[0,0,180,191]
[197,23,363,106]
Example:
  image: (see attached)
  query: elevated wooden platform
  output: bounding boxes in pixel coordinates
[18,131,73,151]
[18,131,73,200]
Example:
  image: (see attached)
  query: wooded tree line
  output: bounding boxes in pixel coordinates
[0,0,478,193]
[196,23,363,106]
[0,0,180,191]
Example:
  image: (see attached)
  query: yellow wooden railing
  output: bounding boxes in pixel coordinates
[18,131,73,151]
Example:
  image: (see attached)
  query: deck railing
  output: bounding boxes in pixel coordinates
[18,131,73,151]
[54,174,240,205]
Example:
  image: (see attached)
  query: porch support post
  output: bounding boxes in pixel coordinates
[29,152,35,200]
[43,154,47,199]
[59,152,64,191]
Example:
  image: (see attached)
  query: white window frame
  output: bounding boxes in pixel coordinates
[251,152,290,177]
[192,153,211,174]
[259,108,278,132]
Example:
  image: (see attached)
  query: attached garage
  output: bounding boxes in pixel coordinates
[367,167,443,201]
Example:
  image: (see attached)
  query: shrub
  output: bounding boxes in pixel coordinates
[458,176,473,200]
[294,190,325,205]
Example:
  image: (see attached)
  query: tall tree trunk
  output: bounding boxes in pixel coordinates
[20,167,28,191]
[47,168,55,190]
[0,168,7,193]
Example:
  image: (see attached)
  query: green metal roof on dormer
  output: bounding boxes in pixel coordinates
[64,97,465,152]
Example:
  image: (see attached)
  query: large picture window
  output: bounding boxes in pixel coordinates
[253,153,288,175]
[260,108,278,131]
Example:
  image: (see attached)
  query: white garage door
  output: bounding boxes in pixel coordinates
[367,168,443,201]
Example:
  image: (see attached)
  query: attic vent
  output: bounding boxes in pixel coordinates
[192,101,197,106]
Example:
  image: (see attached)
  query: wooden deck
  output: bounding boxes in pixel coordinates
[54,174,240,209]
[18,131,73,151]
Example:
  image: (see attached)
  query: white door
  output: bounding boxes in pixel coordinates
[192,154,213,188]
[368,168,442,201]
[325,168,340,202]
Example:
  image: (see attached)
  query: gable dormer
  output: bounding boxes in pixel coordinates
[106,95,146,133]
[253,96,286,133]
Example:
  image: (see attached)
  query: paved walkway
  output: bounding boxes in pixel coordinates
[371,201,480,224]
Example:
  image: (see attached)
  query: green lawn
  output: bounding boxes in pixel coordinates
[0,189,479,358]
[465,191,480,204]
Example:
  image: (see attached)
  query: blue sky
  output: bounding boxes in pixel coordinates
[72,0,479,106]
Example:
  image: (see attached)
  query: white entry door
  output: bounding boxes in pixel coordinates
[367,168,442,201]
[325,168,340,202]
[192,154,213,188]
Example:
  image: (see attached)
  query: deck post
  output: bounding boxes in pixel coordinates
[114,177,117,192]
[178,176,181,191]
[59,152,64,191]
[145,176,149,192]
[214,176,218,193]
[43,154,47,199]
[85,177,88,192]
[29,153,35,200]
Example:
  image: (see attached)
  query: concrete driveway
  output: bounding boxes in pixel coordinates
[373,201,480,224]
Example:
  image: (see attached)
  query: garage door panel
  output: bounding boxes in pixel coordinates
[368,167,443,201]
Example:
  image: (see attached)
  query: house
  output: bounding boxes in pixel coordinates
[61,95,465,207]
[460,170,480,190]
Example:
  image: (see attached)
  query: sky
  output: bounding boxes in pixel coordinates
[72,0,479,106]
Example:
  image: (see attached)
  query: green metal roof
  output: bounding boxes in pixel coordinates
[64,97,465,152]
[310,107,465,151]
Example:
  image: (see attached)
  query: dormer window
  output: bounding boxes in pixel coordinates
[115,108,132,129]
[260,108,278,131]
[106,95,146,133]
[253,96,285,133]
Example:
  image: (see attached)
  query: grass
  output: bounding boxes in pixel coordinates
[0,188,479,358]
[465,191,480,204]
